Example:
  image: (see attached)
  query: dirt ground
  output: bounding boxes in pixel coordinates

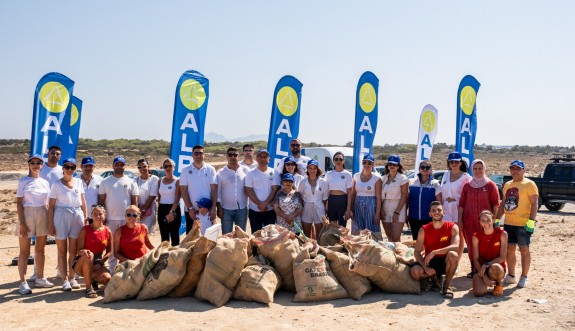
[0,152,573,330]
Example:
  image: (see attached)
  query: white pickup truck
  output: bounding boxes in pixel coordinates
[301,147,354,173]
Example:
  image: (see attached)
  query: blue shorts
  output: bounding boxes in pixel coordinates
[504,224,531,247]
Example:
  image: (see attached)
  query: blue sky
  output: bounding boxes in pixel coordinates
[1,1,573,146]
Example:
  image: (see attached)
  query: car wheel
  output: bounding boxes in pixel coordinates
[544,203,565,212]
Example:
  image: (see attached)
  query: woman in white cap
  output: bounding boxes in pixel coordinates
[349,153,382,236]
[380,154,409,242]
[298,159,328,239]
[135,158,159,234]
[48,157,88,291]
[16,154,54,295]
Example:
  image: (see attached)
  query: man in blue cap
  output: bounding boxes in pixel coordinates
[80,156,103,224]
[495,160,538,288]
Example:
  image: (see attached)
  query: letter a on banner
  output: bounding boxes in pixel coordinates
[267,75,303,169]
[169,70,209,176]
[30,72,75,161]
[455,75,480,173]
[61,96,83,160]
[414,104,439,174]
[353,71,379,174]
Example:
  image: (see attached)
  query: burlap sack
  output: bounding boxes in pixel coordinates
[103,244,168,303]
[137,244,193,300]
[168,237,216,298]
[233,255,282,304]
[293,242,348,302]
[317,222,350,247]
[224,225,253,257]
[379,241,416,266]
[180,220,201,248]
[319,246,372,300]
[251,224,301,292]
[344,239,420,294]
[342,229,373,243]
[195,237,249,307]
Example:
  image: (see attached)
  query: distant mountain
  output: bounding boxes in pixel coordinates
[204,132,267,143]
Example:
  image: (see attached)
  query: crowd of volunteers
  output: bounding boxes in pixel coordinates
[15,141,538,299]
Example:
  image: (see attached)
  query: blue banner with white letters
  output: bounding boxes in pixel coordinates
[61,96,83,160]
[30,72,75,162]
[353,71,379,174]
[267,75,303,168]
[414,104,439,174]
[169,70,209,176]
[455,75,480,173]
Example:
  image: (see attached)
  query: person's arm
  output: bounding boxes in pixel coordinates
[131,194,138,207]
[48,198,57,236]
[414,228,434,275]
[179,184,196,219]
[81,194,88,225]
[16,197,27,237]
[472,234,483,276]
[113,229,127,263]
[245,187,261,209]
[98,193,106,207]
[529,194,538,220]
[495,201,505,220]
[262,185,280,210]
[143,225,154,250]
[374,178,382,224]
[210,183,217,221]
[101,228,113,263]
[489,182,500,215]
[392,182,409,223]
[346,179,356,220]
[425,224,460,264]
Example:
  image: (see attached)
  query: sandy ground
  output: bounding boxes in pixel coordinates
[0,153,574,330]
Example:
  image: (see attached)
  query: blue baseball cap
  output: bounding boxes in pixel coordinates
[113,155,126,164]
[28,154,44,163]
[509,160,525,169]
[387,154,400,164]
[281,173,295,182]
[256,148,269,156]
[284,156,296,164]
[362,153,375,162]
[81,156,95,166]
[62,158,77,165]
[307,159,319,168]
[196,197,212,209]
[448,152,462,161]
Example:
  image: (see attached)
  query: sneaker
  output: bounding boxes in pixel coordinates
[19,281,32,295]
[504,275,516,284]
[74,273,80,280]
[62,280,72,292]
[517,276,528,288]
[34,278,55,288]
[28,273,37,282]
[70,279,81,289]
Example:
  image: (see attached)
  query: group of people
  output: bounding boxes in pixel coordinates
[16,141,538,299]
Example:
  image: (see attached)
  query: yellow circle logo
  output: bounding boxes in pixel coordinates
[421,110,436,133]
[359,83,376,113]
[276,86,298,117]
[70,103,79,126]
[460,86,476,115]
[39,82,70,113]
[179,79,206,110]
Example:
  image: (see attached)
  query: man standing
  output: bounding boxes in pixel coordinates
[216,147,250,234]
[275,138,311,174]
[239,144,257,169]
[179,145,217,234]
[80,156,103,224]
[495,160,538,288]
[411,201,460,298]
[40,145,63,186]
[245,148,280,233]
[98,155,138,271]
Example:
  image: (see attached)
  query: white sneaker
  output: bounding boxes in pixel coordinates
[28,273,37,282]
[504,275,516,284]
[74,273,80,280]
[19,281,32,295]
[34,278,55,288]
[70,279,80,289]
[62,280,72,292]
[517,276,528,288]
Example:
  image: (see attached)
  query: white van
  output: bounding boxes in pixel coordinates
[301,147,354,173]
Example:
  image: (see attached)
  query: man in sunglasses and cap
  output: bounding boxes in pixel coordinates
[495,160,538,288]
[80,156,103,224]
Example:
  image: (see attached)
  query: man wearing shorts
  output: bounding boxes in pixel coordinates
[495,160,538,288]
[411,201,460,298]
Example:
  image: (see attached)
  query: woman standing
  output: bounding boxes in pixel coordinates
[472,210,507,297]
[407,160,442,240]
[157,158,182,246]
[48,158,88,291]
[298,159,329,239]
[458,159,500,276]
[16,155,54,295]
[325,151,353,227]
[135,158,159,234]
[114,205,154,262]
[441,151,471,223]
[350,154,381,235]
[273,173,304,234]
[280,156,304,189]
[73,206,112,298]
[380,155,409,242]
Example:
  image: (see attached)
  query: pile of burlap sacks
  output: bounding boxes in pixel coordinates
[103,219,419,307]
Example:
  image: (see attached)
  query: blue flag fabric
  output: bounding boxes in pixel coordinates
[30,72,75,161]
[61,96,83,160]
[455,75,480,172]
[353,71,379,174]
[267,75,303,168]
[169,70,209,176]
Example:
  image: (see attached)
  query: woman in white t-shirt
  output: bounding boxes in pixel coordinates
[325,151,353,227]
[350,154,382,235]
[298,159,329,239]
[15,155,53,295]
[156,158,182,246]
[135,158,159,234]
[48,158,87,292]
[379,155,409,242]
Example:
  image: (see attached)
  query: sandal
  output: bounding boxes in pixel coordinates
[492,284,504,297]
[442,290,454,299]
[92,281,99,291]
[85,289,98,298]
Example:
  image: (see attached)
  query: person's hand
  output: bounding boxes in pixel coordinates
[373,213,380,224]
[209,208,217,221]
[446,197,456,203]
[424,251,436,265]
[217,207,223,219]
[19,223,28,237]
[80,249,92,260]
[424,266,436,277]
[48,223,55,237]
[166,212,174,223]
[257,202,267,212]
[478,265,486,277]
[380,212,386,222]
[345,210,353,220]
[392,213,399,223]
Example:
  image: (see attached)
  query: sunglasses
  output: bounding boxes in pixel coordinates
[285,163,296,166]
[227,153,239,157]
[290,144,301,147]
[63,165,76,170]
[449,160,461,164]
[29,161,43,165]
[387,164,398,167]
[126,213,139,218]
[420,165,432,170]
[334,158,344,162]
[193,151,204,156]
[362,161,373,165]
[163,164,174,169]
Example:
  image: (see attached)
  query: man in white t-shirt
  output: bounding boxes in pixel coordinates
[80,156,103,224]
[39,145,63,187]
[216,147,250,234]
[245,148,280,233]
[239,144,257,169]
[179,145,217,234]
[274,138,311,174]
[98,155,138,271]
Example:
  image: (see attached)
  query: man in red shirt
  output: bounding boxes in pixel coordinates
[411,201,460,298]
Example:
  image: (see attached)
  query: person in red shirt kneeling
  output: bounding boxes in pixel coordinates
[114,205,154,263]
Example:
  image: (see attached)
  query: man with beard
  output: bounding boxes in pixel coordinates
[80,156,103,224]
[40,145,63,186]
[216,147,250,234]
[275,138,311,174]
